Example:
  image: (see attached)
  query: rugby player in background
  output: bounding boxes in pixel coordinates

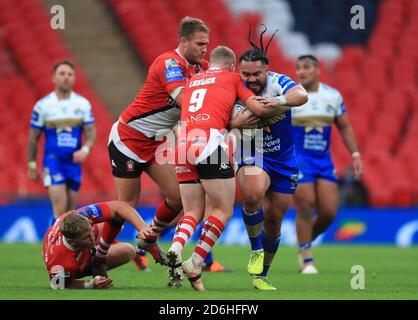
[292,55,363,274]
[27,61,96,222]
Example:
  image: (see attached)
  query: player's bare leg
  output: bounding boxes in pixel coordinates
[48,184,69,217]
[181,177,235,292]
[144,163,182,241]
[106,243,137,270]
[263,191,289,236]
[114,176,153,269]
[294,182,317,272]
[87,243,136,288]
[167,183,205,288]
[132,163,182,266]
[251,191,290,290]
[313,179,339,240]
[67,188,79,211]
[114,177,140,207]
[238,166,270,212]
[146,163,182,211]
[200,177,235,227]
[93,223,147,272]
[237,166,270,275]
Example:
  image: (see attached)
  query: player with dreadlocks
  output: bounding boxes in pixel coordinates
[230,26,308,290]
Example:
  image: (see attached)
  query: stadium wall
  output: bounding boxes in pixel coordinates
[1,201,417,247]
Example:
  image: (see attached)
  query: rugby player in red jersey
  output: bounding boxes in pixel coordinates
[165,46,288,291]
[43,201,152,289]
[107,17,209,266]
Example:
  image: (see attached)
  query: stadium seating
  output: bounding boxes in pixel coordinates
[108,0,418,206]
[1,0,416,207]
[0,0,121,204]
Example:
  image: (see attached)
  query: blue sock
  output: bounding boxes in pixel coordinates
[160,223,175,238]
[204,251,213,266]
[241,207,264,251]
[259,231,281,277]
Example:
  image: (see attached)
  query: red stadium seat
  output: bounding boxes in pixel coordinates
[0,0,116,202]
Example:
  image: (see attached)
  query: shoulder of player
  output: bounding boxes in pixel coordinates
[267,71,280,78]
[70,92,90,103]
[34,92,56,108]
[70,92,92,108]
[154,50,187,69]
[267,72,295,87]
[320,82,343,100]
[266,71,288,79]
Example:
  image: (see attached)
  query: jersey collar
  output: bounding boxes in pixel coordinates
[309,82,322,94]
[52,91,74,101]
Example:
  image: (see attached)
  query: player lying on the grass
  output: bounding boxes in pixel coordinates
[165,46,281,291]
[43,201,152,289]
[292,55,363,274]
[231,27,308,290]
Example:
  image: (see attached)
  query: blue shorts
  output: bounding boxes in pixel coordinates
[43,154,82,191]
[296,154,337,184]
[237,155,299,194]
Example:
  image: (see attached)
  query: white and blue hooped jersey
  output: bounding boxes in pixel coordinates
[30,92,94,159]
[291,83,346,158]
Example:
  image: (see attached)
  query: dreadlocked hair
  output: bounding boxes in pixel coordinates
[239,24,279,65]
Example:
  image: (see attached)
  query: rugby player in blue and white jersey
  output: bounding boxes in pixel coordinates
[27,61,96,220]
[231,29,308,291]
[292,55,363,274]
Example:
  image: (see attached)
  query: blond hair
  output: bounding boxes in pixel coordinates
[210,46,236,66]
[178,16,209,40]
[60,212,91,239]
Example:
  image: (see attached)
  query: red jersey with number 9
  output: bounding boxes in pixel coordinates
[181,68,254,134]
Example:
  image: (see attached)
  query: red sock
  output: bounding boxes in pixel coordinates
[146,202,180,242]
[96,220,122,259]
[172,215,198,248]
[192,216,225,266]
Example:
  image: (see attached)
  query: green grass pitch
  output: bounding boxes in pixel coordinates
[0,243,417,300]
